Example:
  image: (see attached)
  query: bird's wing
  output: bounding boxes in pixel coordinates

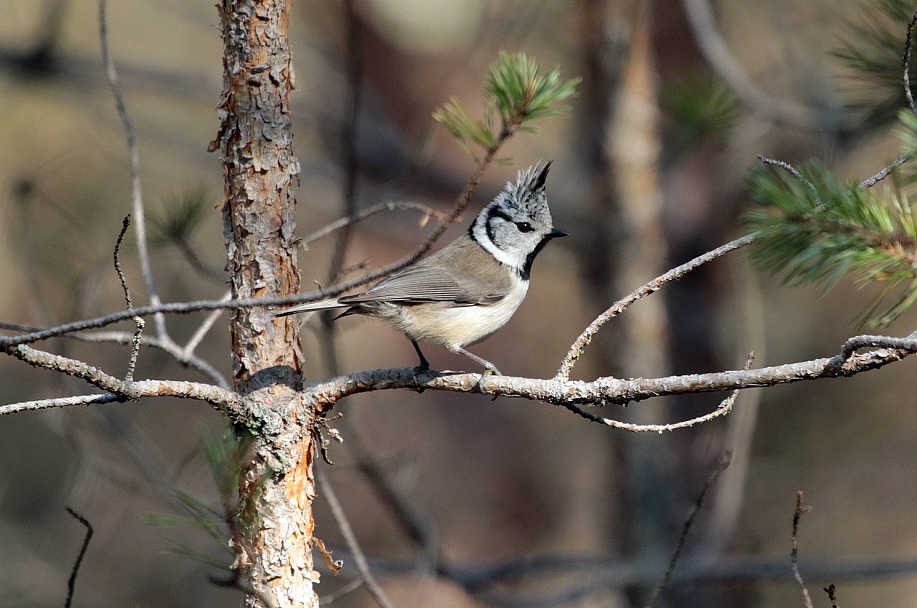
[341,263,507,306]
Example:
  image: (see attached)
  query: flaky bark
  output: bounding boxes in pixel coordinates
[212,1,316,605]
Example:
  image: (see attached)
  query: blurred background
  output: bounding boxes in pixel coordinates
[1,1,916,606]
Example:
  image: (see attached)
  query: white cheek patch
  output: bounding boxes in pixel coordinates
[472,218,520,270]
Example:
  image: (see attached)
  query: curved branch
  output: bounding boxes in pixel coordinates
[556,233,761,381]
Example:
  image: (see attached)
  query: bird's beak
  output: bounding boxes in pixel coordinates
[548,227,568,239]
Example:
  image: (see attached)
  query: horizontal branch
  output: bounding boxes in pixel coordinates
[309,333,916,418]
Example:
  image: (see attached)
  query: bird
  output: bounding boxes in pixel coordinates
[274,161,566,375]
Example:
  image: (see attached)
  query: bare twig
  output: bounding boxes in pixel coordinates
[99,0,170,342]
[346,427,440,566]
[792,491,815,608]
[467,552,917,608]
[860,153,910,189]
[328,0,362,283]
[174,235,225,283]
[113,214,145,381]
[301,202,447,248]
[182,293,230,358]
[903,10,917,116]
[77,330,229,389]
[317,467,395,608]
[757,155,823,207]
[557,385,739,432]
[65,507,94,608]
[320,578,365,605]
[0,393,119,415]
[555,233,760,380]
[645,451,733,608]
[318,85,530,297]
[3,343,240,412]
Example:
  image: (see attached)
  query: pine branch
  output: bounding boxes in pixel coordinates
[745,157,917,326]
[433,51,579,163]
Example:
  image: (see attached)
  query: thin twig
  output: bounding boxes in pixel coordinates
[558,379,741,432]
[645,451,733,608]
[77,330,229,389]
[0,320,228,389]
[65,507,94,608]
[317,467,395,608]
[320,578,365,605]
[182,291,231,359]
[860,153,910,189]
[757,155,823,208]
[301,201,447,248]
[347,427,440,566]
[1,393,119,415]
[792,491,815,608]
[555,233,760,380]
[903,10,917,116]
[99,0,170,342]
[328,0,362,283]
[318,89,527,297]
[113,214,145,381]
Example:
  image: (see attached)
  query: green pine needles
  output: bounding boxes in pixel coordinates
[433,51,580,163]
[745,112,917,327]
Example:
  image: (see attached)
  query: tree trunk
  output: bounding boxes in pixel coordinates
[212,1,317,606]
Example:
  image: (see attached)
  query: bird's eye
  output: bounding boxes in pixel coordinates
[515,222,533,233]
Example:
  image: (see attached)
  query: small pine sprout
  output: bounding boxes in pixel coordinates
[433,51,579,164]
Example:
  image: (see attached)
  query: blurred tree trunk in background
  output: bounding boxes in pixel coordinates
[212,1,316,605]
[578,1,752,605]
[579,1,676,605]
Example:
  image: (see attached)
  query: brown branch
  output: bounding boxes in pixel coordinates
[792,491,815,608]
[317,468,395,608]
[645,451,732,608]
[65,507,93,608]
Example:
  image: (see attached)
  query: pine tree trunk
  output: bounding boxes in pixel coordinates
[212,1,317,605]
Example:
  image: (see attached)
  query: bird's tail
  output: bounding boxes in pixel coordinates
[272,299,349,318]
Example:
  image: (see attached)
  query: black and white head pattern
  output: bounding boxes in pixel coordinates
[470,161,563,279]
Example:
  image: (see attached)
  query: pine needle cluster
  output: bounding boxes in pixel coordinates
[745,112,917,327]
[432,51,579,164]
[746,2,917,328]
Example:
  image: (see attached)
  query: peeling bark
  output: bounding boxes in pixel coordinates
[212,1,317,605]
